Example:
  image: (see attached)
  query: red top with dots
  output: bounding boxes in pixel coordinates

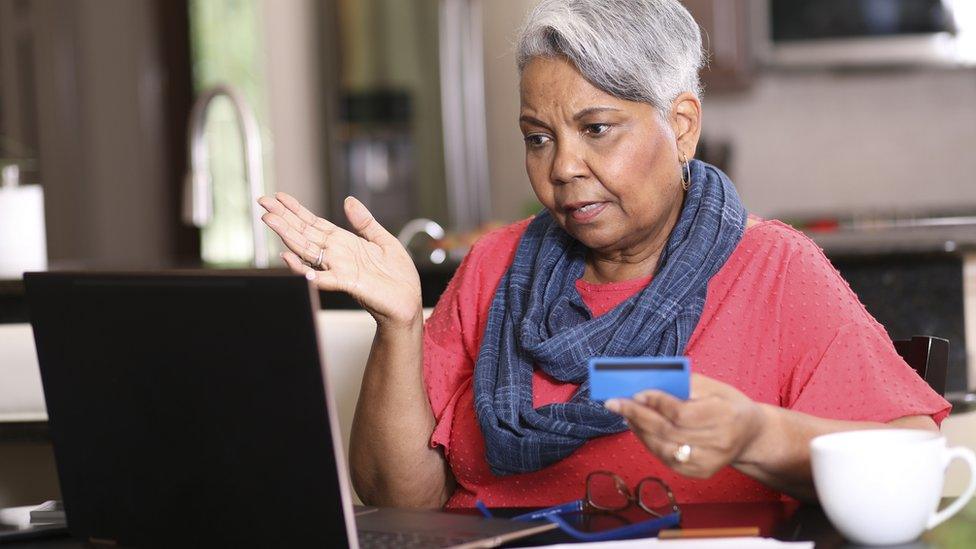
[422,218,950,508]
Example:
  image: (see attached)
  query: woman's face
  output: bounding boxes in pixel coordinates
[519,56,696,259]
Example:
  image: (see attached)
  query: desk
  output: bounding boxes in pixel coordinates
[499,499,976,548]
[4,499,974,548]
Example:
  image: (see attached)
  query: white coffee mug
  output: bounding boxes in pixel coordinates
[810,429,976,546]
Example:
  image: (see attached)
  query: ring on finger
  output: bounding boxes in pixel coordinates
[314,247,325,269]
[673,443,692,464]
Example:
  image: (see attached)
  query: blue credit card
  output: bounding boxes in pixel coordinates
[588,356,690,401]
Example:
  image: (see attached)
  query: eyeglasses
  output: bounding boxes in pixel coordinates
[476,471,681,542]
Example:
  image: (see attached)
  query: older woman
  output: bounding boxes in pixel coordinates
[258,0,949,509]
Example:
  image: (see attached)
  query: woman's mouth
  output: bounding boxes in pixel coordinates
[567,202,608,223]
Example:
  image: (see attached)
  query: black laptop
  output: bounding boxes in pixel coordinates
[24,272,555,548]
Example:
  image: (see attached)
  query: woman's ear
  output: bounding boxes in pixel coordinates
[669,92,702,160]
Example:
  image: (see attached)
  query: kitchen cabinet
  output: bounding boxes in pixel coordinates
[682,0,755,92]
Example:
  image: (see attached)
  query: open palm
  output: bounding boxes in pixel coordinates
[258,192,422,327]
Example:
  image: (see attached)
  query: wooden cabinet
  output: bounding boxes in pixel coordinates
[682,0,755,92]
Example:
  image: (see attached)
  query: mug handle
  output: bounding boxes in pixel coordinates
[927,446,976,529]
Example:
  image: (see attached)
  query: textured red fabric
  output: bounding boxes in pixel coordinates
[422,218,950,508]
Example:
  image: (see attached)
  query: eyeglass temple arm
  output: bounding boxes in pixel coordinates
[475,500,494,518]
[511,499,586,522]
[545,511,681,542]
[475,498,585,521]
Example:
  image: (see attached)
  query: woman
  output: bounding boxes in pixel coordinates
[259,0,949,508]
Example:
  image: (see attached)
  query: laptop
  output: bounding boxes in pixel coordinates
[24,272,556,548]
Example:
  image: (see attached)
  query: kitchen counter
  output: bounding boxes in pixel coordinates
[783,210,976,256]
[0,280,28,324]
[804,218,976,256]
[0,265,458,324]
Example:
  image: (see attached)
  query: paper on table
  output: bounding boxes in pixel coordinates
[538,537,814,549]
[0,505,35,529]
[0,183,47,278]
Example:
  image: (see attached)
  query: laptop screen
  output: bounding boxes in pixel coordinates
[25,272,353,547]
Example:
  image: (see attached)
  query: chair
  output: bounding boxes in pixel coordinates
[893,335,949,396]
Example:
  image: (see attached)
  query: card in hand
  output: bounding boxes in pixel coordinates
[588,356,690,401]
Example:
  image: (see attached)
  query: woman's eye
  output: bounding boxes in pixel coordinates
[585,123,610,136]
[524,134,551,147]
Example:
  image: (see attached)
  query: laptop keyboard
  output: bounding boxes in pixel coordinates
[358,529,476,548]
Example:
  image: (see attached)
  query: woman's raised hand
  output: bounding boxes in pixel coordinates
[258,192,422,328]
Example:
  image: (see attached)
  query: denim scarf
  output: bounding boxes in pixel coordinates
[473,160,746,476]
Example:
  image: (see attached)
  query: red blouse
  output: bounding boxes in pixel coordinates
[422,218,950,508]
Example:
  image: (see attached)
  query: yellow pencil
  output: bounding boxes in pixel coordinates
[658,526,761,539]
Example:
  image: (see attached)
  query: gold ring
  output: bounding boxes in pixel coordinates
[673,443,692,464]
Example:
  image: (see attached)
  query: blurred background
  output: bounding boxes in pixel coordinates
[1,0,973,268]
[2,0,976,508]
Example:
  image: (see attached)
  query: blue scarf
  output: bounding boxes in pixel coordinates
[473,160,746,476]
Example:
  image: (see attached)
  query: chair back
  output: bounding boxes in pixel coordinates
[893,335,949,396]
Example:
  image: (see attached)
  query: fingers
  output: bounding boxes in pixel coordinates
[259,193,395,253]
[280,250,312,273]
[344,196,397,247]
[608,398,708,444]
[606,399,714,475]
[258,195,307,232]
[262,212,324,266]
[258,194,336,267]
[607,398,725,477]
[257,194,326,236]
[605,399,675,454]
[279,251,344,292]
[606,398,672,435]
[634,390,722,430]
[632,390,684,425]
[273,192,337,233]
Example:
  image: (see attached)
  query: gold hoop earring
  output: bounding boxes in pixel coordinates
[680,152,691,192]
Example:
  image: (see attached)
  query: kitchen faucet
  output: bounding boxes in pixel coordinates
[183,84,269,268]
[397,218,446,264]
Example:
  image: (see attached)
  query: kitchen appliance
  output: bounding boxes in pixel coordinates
[756,0,975,67]
[0,165,47,278]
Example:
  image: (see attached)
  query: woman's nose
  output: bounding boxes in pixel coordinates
[550,140,589,185]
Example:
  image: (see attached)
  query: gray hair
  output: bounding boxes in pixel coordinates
[516,0,705,116]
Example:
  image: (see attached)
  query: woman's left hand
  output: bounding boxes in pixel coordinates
[605,374,767,478]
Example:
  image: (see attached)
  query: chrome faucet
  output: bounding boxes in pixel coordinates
[397,218,447,264]
[182,84,269,268]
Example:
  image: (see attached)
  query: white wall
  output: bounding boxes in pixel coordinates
[704,68,976,217]
[483,0,536,223]
[261,0,328,216]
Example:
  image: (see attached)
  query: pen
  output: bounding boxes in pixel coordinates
[658,526,760,539]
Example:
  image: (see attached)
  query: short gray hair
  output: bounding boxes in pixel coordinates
[516,0,705,115]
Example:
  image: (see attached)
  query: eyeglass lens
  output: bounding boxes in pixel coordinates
[586,471,678,517]
[637,478,677,517]
[587,472,631,511]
